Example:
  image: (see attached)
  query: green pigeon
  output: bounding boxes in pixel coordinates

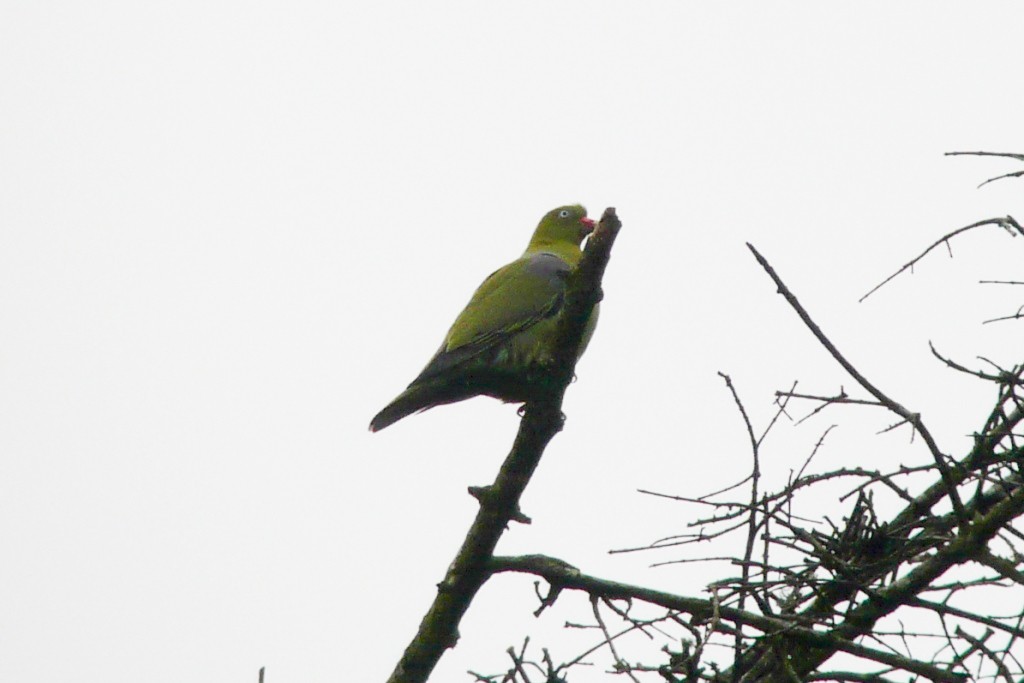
[369,204,599,432]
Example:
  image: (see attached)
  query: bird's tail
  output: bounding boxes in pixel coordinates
[369,386,428,432]
[369,372,525,432]
[369,382,474,432]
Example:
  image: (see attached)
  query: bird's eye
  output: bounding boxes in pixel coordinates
[558,209,570,218]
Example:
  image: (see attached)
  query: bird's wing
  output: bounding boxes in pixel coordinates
[413,252,569,381]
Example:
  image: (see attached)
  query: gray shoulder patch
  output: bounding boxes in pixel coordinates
[525,252,570,280]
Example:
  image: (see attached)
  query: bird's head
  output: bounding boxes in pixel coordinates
[528,205,595,258]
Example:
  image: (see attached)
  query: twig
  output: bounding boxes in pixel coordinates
[955,627,1014,683]
[859,216,1022,303]
[929,342,1022,384]
[591,597,641,682]
[716,372,762,678]
[946,151,1024,188]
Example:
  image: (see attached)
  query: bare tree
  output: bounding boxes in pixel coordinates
[388,154,1024,683]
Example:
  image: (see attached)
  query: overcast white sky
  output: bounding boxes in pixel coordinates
[2,2,1023,682]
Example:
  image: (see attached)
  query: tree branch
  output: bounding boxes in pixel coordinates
[946,151,1024,188]
[486,554,967,683]
[859,216,1023,303]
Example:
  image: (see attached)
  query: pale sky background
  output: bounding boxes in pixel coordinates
[2,3,1023,682]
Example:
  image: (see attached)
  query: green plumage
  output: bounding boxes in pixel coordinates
[369,205,599,432]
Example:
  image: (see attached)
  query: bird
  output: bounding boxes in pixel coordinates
[369,204,599,432]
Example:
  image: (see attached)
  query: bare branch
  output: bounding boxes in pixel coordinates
[858,216,1022,303]
[946,151,1024,188]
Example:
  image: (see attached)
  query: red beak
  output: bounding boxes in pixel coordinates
[580,216,596,233]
